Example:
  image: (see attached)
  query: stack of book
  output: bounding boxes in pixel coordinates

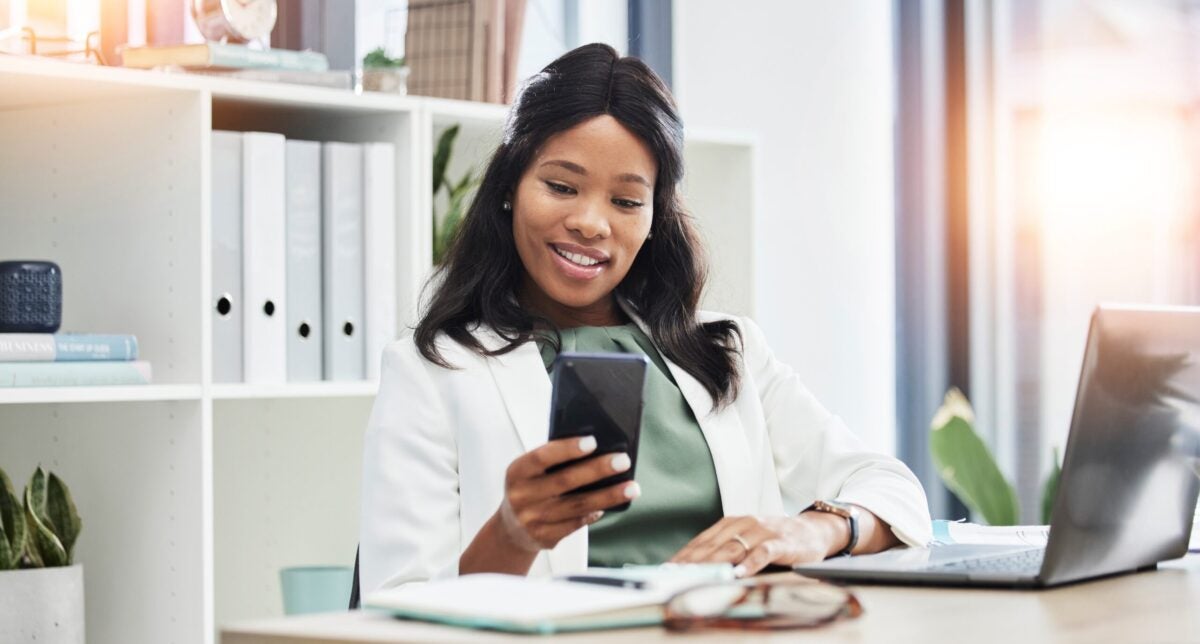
[120,42,351,89]
[0,334,150,387]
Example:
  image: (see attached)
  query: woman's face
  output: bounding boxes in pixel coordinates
[512,115,657,325]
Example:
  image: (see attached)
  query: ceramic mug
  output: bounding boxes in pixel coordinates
[279,566,354,615]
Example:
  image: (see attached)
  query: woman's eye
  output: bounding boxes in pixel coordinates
[614,199,644,209]
[545,181,574,194]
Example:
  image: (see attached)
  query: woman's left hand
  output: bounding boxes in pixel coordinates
[668,514,848,576]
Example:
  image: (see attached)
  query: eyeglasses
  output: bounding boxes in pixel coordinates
[662,577,863,631]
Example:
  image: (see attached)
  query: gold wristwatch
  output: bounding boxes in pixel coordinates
[806,500,860,557]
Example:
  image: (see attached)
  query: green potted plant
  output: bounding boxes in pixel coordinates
[360,47,408,94]
[432,124,480,264]
[930,388,1062,525]
[0,465,84,643]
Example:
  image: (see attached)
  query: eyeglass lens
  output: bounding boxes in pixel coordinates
[664,579,861,631]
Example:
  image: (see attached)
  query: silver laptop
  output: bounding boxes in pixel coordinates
[794,305,1200,588]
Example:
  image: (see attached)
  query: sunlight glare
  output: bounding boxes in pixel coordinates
[1035,109,1191,229]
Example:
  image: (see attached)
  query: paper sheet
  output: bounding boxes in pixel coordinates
[572,563,736,594]
[934,515,1200,551]
[931,520,1050,547]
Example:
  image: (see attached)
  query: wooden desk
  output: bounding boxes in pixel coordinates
[222,556,1200,644]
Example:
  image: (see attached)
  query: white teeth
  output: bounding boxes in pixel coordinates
[554,246,600,267]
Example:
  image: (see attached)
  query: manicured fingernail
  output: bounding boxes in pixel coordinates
[624,482,641,499]
[589,511,604,522]
[610,453,631,472]
[579,436,597,453]
[734,565,747,578]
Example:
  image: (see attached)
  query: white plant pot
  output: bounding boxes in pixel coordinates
[0,564,85,644]
[358,66,409,94]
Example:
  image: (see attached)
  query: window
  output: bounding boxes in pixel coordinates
[970,0,1200,520]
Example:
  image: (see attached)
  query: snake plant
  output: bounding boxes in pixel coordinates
[0,467,24,570]
[0,465,81,570]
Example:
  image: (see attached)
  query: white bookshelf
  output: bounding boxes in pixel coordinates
[0,385,204,405]
[209,381,379,400]
[0,54,755,644]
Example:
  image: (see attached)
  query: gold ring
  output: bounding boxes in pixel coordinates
[730,533,750,555]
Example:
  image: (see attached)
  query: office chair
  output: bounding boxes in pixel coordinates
[349,547,361,609]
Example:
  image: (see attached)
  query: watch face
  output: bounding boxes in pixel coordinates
[815,500,856,517]
[222,0,277,41]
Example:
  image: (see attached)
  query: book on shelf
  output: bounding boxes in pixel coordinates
[0,333,139,362]
[0,361,153,387]
[120,42,330,72]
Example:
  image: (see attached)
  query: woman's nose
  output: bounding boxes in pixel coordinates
[564,198,611,239]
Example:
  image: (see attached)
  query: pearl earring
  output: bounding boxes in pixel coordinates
[502,200,512,211]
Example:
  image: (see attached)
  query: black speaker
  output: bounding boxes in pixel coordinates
[0,260,63,333]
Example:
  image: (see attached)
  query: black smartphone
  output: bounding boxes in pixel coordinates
[547,352,649,512]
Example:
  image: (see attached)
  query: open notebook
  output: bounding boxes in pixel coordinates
[365,574,666,633]
[364,565,736,634]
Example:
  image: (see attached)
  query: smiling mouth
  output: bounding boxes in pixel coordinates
[551,244,608,268]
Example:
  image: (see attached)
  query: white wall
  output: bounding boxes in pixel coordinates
[674,1,898,454]
[517,0,569,81]
[356,0,409,62]
[516,0,627,82]
[576,0,626,55]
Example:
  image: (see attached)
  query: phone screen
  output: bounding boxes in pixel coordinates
[547,352,648,512]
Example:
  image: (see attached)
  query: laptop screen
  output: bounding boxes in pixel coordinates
[1041,305,1200,585]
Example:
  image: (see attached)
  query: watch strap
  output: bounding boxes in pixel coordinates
[808,500,860,557]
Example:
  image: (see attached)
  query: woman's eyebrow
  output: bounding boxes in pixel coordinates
[617,173,652,189]
[540,159,652,189]
[540,159,587,175]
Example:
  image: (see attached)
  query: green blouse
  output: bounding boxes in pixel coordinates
[537,324,724,567]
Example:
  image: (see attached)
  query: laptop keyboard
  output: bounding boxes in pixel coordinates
[922,548,1045,575]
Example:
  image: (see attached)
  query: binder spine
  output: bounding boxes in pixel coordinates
[242,132,289,384]
[363,142,397,381]
[285,139,325,382]
[211,130,245,383]
[322,142,366,381]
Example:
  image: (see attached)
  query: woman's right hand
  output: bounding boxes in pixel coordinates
[497,435,641,553]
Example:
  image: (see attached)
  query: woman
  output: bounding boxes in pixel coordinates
[359,43,931,593]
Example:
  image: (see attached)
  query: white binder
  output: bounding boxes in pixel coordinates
[322,142,366,381]
[362,142,397,381]
[242,132,288,383]
[211,131,244,383]
[285,139,324,382]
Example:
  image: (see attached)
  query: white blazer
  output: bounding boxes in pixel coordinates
[359,310,933,593]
